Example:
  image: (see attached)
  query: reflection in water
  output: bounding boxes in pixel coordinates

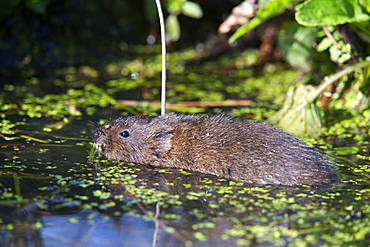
[41,213,164,247]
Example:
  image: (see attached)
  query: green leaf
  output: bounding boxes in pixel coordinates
[316,37,333,52]
[305,101,324,136]
[269,85,324,137]
[166,14,181,42]
[229,0,299,43]
[359,0,370,13]
[329,42,352,64]
[167,0,184,14]
[278,22,317,69]
[295,0,370,27]
[181,1,203,19]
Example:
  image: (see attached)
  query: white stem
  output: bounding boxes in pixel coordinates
[308,59,370,103]
[152,200,160,247]
[155,0,167,115]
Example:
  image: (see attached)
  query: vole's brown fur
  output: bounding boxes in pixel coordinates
[93,113,333,185]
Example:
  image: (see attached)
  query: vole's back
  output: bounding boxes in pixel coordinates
[158,115,331,185]
[94,114,333,185]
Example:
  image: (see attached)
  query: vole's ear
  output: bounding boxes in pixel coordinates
[153,125,174,154]
[147,114,177,157]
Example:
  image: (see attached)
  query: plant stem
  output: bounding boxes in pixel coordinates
[308,59,370,103]
[155,0,167,115]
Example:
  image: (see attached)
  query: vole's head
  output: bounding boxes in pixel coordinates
[93,115,176,164]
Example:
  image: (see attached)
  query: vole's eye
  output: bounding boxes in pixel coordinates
[120,130,130,137]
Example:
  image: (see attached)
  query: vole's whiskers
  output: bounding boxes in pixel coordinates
[87,120,98,128]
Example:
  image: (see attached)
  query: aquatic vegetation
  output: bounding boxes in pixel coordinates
[0,45,369,246]
[229,0,370,137]
[1,0,369,244]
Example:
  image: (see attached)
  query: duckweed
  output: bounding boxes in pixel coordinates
[0,46,369,246]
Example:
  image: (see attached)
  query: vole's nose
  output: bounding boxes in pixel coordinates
[93,131,100,140]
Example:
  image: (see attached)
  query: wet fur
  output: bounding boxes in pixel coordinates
[94,113,333,185]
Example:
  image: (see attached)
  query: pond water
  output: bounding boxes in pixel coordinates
[1,49,370,246]
[1,112,370,247]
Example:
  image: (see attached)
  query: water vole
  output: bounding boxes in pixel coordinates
[93,113,333,185]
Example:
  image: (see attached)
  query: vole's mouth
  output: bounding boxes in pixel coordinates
[94,142,104,154]
[93,128,106,154]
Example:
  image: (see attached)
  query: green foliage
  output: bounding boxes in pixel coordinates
[271,60,370,136]
[229,0,370,136]
[316,26,353,64]
[0,46,303,121]
[296,0,370,59]
[294,0,370,71]
[165,0,203,42]
[278,22,317,69]
[295,0,370,26]
[0,119,17,140]
[181,1,203,19]
[270,85,324,137]
[229,0,300,43]
[230,0,370,67]
[166,14,181,42]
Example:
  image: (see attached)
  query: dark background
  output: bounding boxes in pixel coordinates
[0,0,244,74]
